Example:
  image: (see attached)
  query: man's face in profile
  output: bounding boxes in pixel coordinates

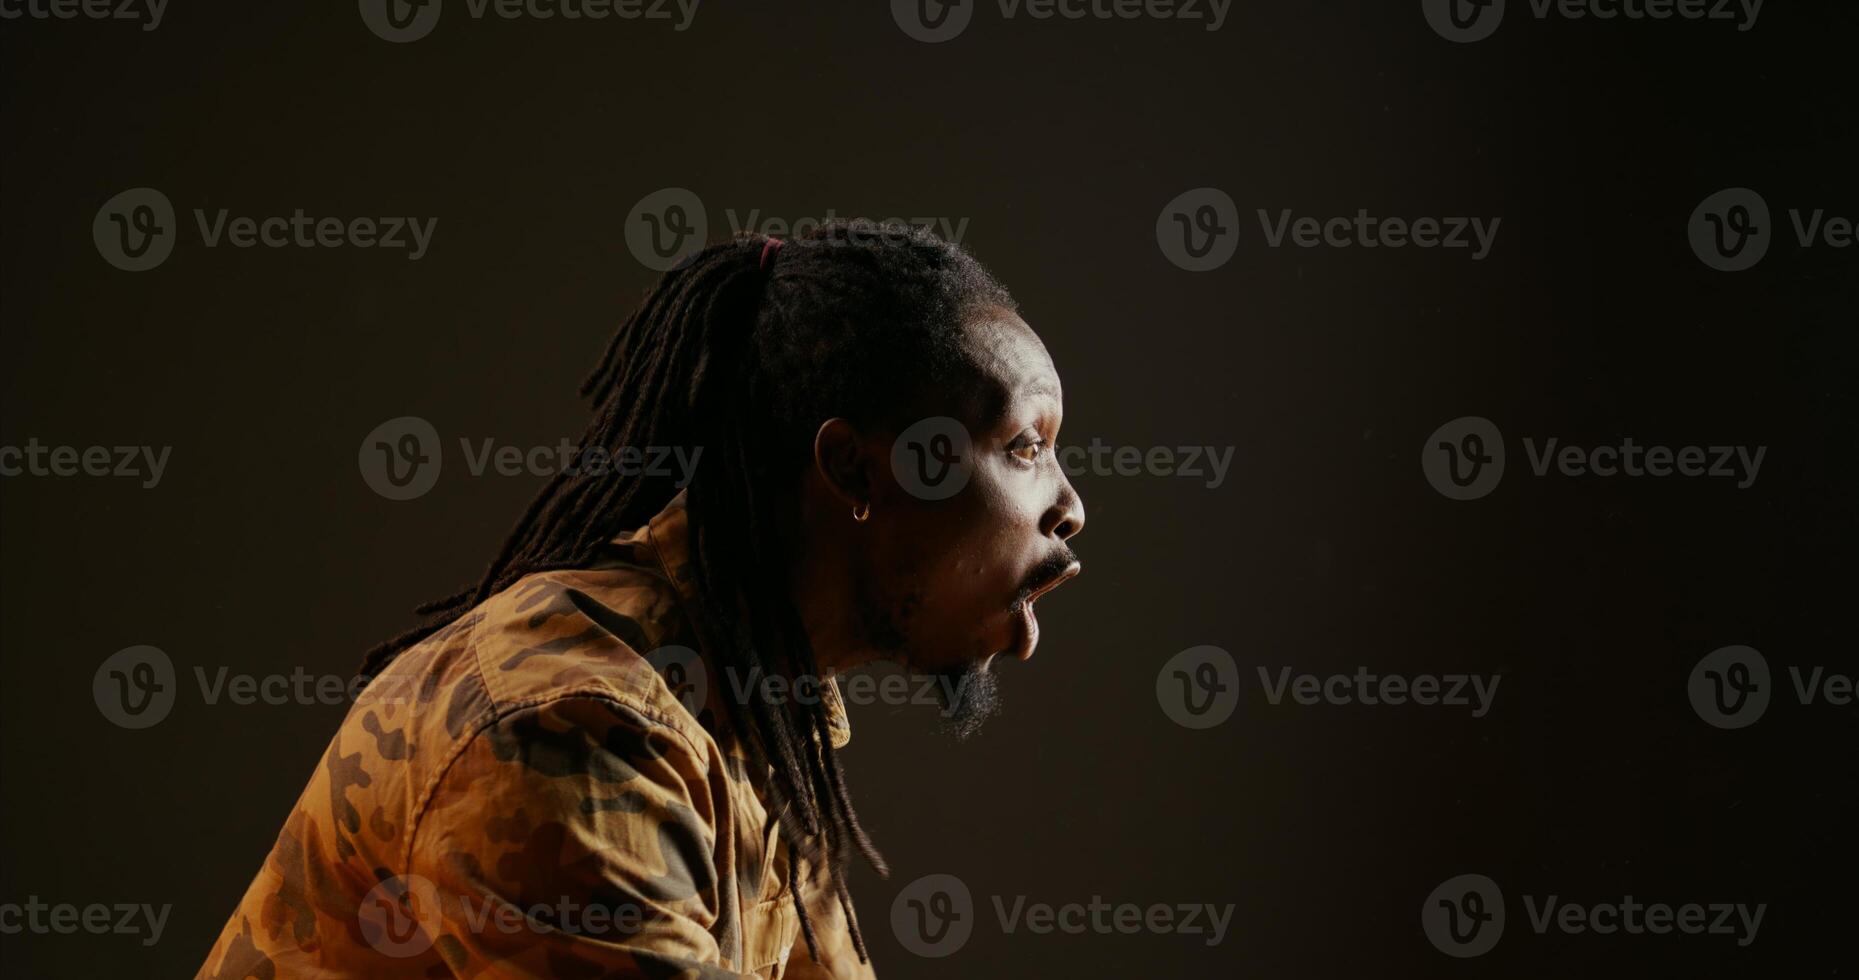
[849,309,1085,734]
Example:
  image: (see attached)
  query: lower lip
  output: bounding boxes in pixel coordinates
[1010,601,1041,661]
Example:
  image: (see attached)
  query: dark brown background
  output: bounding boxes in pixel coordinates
[1,1,1854,976]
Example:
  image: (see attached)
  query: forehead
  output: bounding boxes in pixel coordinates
[956,309,1061,425]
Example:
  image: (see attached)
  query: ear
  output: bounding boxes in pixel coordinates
[811,418,875,510]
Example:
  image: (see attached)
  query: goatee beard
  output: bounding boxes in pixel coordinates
[934,660,1001,741]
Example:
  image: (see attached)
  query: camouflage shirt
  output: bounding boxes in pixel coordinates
[199,492,873,979]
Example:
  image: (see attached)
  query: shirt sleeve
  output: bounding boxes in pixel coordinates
[407,694,754,978]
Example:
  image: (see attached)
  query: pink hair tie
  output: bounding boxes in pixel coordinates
[759,237,785,271]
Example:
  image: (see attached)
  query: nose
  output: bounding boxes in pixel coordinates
[1041,480,1085,541]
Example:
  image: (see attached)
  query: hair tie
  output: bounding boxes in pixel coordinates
[758,236,785,272]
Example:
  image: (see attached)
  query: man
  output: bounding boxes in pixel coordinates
[199,220,1084,978]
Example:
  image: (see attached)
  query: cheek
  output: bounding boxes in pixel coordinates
[894,464,1038,609]
[960,456,1052,545]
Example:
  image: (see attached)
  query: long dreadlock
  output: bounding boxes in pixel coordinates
[355,218,1016,963]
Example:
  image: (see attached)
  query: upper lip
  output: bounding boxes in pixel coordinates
[1024,561,1082,606]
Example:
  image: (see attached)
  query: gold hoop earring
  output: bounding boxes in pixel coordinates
[852,501,871,523]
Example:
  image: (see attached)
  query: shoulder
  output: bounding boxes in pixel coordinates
[465,562,705,745]
[390,561,718,849]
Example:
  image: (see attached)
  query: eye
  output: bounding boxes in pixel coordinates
[1007,433,1048,465]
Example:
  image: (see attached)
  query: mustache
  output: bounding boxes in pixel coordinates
[1014,547,1081,605]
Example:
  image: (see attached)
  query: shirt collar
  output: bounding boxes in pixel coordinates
[631,490,852,751]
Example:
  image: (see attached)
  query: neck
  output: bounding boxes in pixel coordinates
[790,551,876,677]
[787,486,881,677]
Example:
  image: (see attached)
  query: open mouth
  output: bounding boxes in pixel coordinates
[1024,561,1081,606]
[1008,560,1082,661]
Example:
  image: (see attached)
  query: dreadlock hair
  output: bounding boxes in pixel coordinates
[356,218,1016,964]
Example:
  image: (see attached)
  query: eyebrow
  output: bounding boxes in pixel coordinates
[970,377,1060,431]
[1021,377,1061,403]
